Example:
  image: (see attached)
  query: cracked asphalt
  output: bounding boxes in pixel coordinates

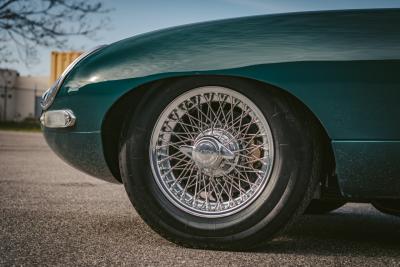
[1,130,400,266]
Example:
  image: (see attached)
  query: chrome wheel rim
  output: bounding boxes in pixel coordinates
[150,86,274,218]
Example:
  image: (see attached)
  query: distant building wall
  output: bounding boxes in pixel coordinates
[14,76,48,121]
[0,68,48,121]
[0,69,18,121]
[50,51,82,84]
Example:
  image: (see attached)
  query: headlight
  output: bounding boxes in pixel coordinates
[41,45,107,110]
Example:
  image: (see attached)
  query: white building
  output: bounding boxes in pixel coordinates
[0,69,48,121]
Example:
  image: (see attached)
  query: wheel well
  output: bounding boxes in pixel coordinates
[101,75,336,185]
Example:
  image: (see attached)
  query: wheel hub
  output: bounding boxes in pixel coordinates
[179,129,239,176]
[192,136,222,170]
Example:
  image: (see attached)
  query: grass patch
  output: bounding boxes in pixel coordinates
[0,119,42,132]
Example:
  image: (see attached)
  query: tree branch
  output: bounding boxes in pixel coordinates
[0,0,110,65]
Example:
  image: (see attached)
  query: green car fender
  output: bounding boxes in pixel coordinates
[44,9,400,197]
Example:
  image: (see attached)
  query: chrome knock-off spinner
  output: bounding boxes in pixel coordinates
[179,129,239,176]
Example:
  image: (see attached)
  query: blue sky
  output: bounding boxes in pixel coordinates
[11,0,400,75]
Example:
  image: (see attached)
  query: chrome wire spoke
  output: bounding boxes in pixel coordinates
[150,86,274,218]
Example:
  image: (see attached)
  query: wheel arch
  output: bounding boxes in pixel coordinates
[101,75,336,184]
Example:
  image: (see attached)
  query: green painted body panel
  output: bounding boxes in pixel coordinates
[333,141,400,198]
[44,9,400,196]
[43,130,115,182]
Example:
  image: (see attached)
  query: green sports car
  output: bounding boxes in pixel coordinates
[40,9,400,249]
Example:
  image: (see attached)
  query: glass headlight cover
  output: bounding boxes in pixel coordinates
[41,45,107,110]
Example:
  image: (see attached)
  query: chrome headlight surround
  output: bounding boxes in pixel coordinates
[41,45,107,110]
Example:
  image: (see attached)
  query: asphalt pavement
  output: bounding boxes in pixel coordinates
[1,130,399,266]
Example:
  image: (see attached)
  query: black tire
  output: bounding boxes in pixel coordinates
[119,76,324,250]
[372,200,400,217]
[305,199,346,214]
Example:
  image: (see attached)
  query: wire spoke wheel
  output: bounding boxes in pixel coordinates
[122,78,321,249]
[150,86,274,217]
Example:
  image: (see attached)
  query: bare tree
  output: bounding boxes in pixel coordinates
[0,0,110,65]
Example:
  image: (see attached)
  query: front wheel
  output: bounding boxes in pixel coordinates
[119,77,323,250]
